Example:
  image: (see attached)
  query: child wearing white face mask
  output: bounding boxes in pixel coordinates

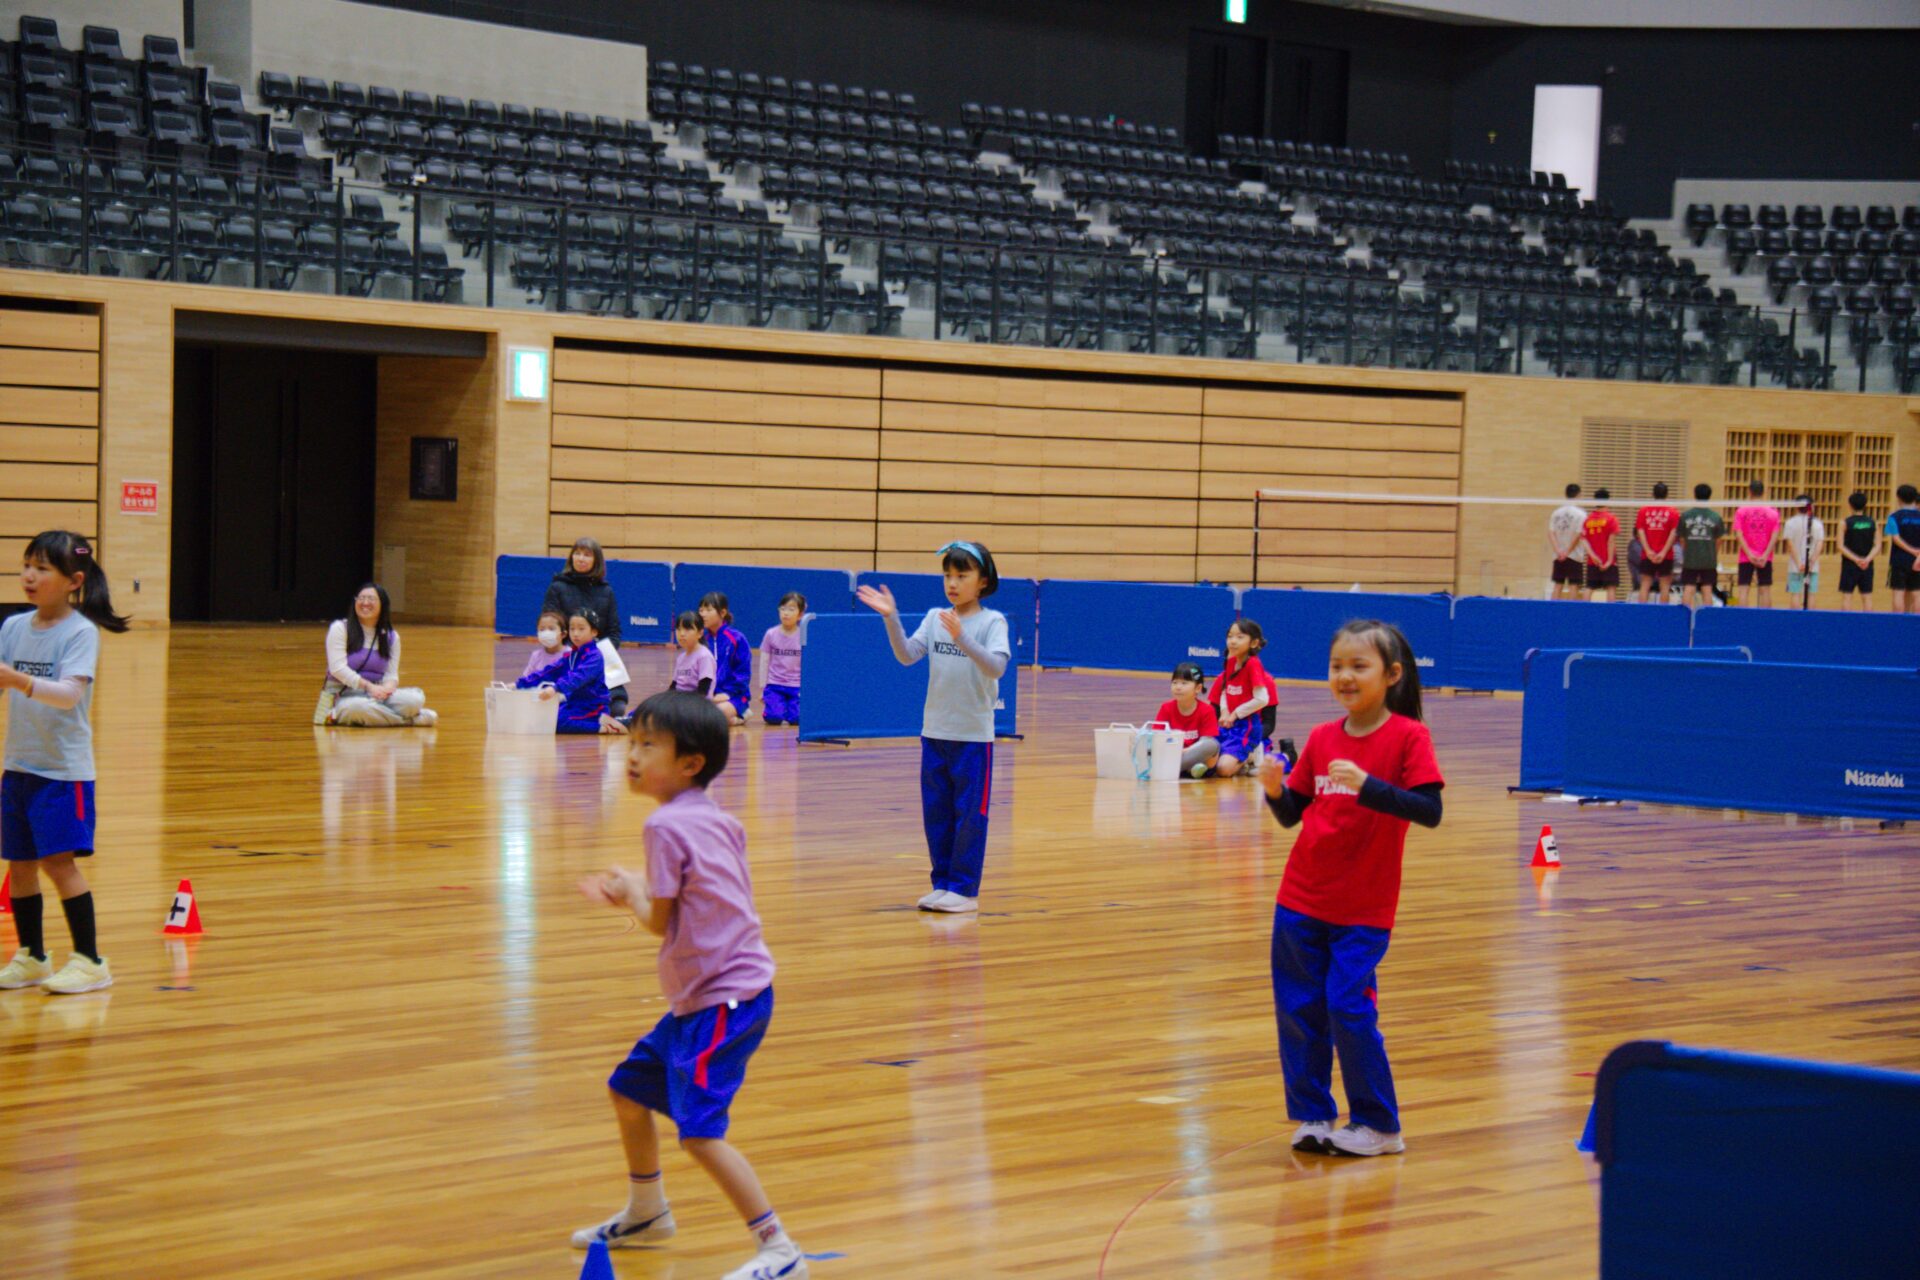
[524,610,568,680]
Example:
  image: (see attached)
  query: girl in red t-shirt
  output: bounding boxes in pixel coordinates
[1155,660,1222,778]
[1208,619,1276,778]
[1259,619,1445,1158]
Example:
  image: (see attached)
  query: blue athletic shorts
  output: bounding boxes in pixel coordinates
[2,770,96,861]
[1218,716,1263,762]
[761,684,800,724]
[609,986,773,1139]
[718,690,748,718]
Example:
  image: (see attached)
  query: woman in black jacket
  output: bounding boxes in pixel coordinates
[543,537,629,722]
[543,537,620,643]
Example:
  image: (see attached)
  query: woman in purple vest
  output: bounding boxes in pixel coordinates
[315,583,436,727]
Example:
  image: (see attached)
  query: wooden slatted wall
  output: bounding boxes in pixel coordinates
[0,306,100,604]
[877,370,1203,581]
[550,347,881,570]
[1198,387,1463,591]
[549,344,1466,588]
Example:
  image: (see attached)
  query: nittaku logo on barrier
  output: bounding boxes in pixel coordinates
[1415,657,1435,668]
[631,615,659,627]
[994,699,1006,710]
[1188,646,1221,658]
[1844,769,1906,789]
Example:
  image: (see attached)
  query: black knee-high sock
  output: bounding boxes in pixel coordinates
[60,892,98,963]
[13,892,46,961]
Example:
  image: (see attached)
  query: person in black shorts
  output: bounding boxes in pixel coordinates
[1548,483,1587,599]
[1887,484,1920,615]
[1677,483,1727,609]
[1837,491,1880,611]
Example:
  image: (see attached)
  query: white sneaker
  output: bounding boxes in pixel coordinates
[1290,1120,1333,1152]
[413,708,438,727]
[43,953,112,995]
[721,1240,809,1280]
[926,891,977,913]
[1189,761,1210,779]
[0,948,53,989]
[570,1206,676,1249]
[1328,1123,1405,1156]
[916,889,946,910]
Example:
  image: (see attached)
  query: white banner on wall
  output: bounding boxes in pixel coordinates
[1530,84,1602,200]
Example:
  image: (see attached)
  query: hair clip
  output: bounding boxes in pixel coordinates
[73,544,91,555]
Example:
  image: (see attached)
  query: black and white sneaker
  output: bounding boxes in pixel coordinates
[1290,1120,1334,1153]
[570,1206,676,1248]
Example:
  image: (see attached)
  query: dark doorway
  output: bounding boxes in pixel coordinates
[171,345,377,622]
[1269,41,1350,147]
[1187,28,1267,157]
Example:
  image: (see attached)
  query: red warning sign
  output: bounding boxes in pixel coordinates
[120,480,159,515]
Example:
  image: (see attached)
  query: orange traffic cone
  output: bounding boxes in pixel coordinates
[0,869,10,913]
[162,878,205,936]
[1530,824,1562,868]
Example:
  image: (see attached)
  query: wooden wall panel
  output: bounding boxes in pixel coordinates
[0,302,103,604]
[551,344,882,568]
[373,352,497,625]
[1198,382,1463,587]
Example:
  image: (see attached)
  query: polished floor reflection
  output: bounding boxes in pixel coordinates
[2,627,1915,1279]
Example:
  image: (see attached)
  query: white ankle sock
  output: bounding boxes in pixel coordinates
[748,1209,790,1249]
[627,1171,666,1219]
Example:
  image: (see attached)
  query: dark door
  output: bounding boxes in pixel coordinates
[1269,41,1350,147]
[1187,28,1267,157]
[171,345,376,622]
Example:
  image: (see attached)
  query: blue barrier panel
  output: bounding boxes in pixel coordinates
[1516,648,1748,792]
[1693,605,1920,666]
[493,556,673,643]
[1562,656,1920,819]
[1037,579,1238,672]
[855,571,1037,664]
[797,613,1018,742]
[1241,588,1455,686]
[672,562,855,648]
[1596,1040,1920,1280]
[1451,598,1692,691]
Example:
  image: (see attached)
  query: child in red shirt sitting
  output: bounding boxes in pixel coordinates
[1209,619,1276,778]
[1155,661,1222,779]
[1261,619,1445,1159]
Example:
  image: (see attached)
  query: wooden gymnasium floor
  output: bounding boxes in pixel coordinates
[3,626,1918,1280]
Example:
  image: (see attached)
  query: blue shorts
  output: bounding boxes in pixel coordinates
[609,986,772,1139]
[1218,716,1263,762]
[762,683,800,724]
[2,770,96,861]
[718,690,748,718]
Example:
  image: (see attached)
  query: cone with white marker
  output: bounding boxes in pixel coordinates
[1530,824,1561,868]
[161,878,205,936]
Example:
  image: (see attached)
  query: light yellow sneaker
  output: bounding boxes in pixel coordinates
[43,954,112,995]
[0,948,53,989]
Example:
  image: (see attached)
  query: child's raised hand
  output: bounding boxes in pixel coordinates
[1327,759,1369,792]
[937,609,963,639]
[1259,754,1290,798]
[855,583,897,618]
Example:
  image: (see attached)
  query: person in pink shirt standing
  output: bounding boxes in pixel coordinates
[1734,478,1783,608]
[572,691,807,1280]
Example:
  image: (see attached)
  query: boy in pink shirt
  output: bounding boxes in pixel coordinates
[571,692,805,1280]
[1734,478,1782,608]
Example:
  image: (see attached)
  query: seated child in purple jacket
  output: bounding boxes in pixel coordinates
[518,611,611,734]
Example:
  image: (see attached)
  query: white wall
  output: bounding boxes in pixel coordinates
[0,1,184,50]
[194,0,646,121]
